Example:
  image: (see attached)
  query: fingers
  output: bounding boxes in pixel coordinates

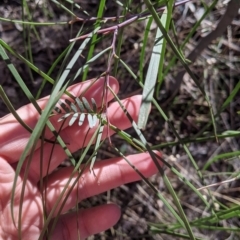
[44,152,161,216]
[0,77,119,163]
[27,95,143,183]
[50,204,120,240]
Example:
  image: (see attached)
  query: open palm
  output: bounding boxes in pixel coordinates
[0,77,159,239]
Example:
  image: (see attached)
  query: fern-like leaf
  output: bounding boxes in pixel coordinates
[54,96,99,128]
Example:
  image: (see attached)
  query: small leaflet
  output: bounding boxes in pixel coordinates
[69,112,78,126]
[59,100,70,112]
[92,114,98,127]
[75,98,85,112]
[82,97,92,112]
[70,102,78,113]
[91,98,97,112]
[54,106,62,114]
[79,113,85,126]
[58,113,71,122]
[65,99,72,107]
[87,114,94,128]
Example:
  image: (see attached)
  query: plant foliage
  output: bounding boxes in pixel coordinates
[54,97,99,128]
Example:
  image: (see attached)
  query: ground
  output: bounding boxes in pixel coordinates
[0,0,240,239]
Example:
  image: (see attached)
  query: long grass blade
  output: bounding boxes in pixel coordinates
[82,0,106,80]
[108,86,195,239]
[8,25,98,237]
[156,0,174,91]
[137,24,162,129]
[143,0,218,144]
[40,124,102,239]
[139,17,153,83]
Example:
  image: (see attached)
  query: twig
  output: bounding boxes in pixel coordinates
[70,0,191,24]
[102,27,119,145]
[69,0,192,145]
[198,176,240,191]
[69,0,192,42]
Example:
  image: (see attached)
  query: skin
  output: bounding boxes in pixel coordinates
[0,77,160,239]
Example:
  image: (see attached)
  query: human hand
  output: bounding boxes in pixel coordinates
[0,77,159,239]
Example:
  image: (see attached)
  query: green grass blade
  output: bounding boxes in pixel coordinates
[113,0,131,76]
[137,24,162,129]
[139,17,153,83]
[42,124,102,239]
[144,0,218,144]
[35,45,70,99]
[0,39,55,85]
[108,86,195,239]
[50,0,77,17]
[0,43,41,112]
[90,122,105,171]
[9,25,97,236]
[0,16,67,25]
[82,0,106,80]
[203,150,240,170]
[156,0,174,91]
